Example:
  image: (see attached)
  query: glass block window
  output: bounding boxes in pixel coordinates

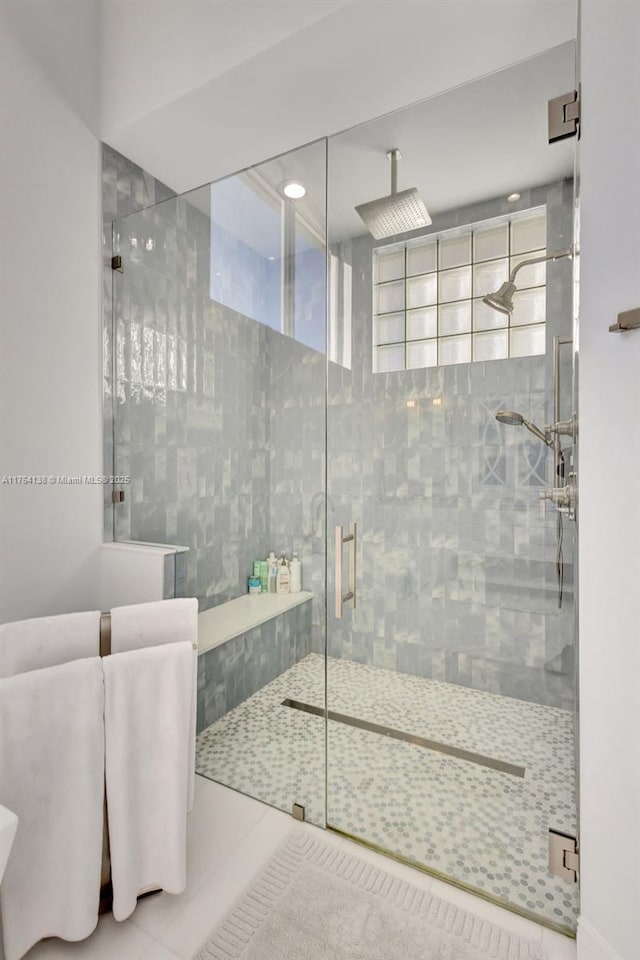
[372,208,547,372]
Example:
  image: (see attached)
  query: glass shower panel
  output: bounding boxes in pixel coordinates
[111,139,328,825]
[326,44,578,935]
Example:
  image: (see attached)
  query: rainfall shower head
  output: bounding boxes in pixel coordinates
[355,149,432,240]
[495,410,552,447]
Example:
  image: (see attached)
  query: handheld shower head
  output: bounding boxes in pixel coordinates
[496,410,524,426]
[495,410,553,447]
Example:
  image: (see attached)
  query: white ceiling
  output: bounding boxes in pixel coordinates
[104,0,578,196]
[100,0,349,135]
[177,44,575,257]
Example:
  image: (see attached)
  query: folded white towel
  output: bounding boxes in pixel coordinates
[110,598,198,654]
[0,658,105,960]
[0,610,101,678]
[103,642,193,922]
[110,598,198,811]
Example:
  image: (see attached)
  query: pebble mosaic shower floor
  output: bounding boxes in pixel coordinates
[196,653,578,932]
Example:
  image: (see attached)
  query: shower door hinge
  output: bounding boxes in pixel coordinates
[111,255,123,272]
[549,829,579,882]
[112,489,125,504]
[291,803,306,822]
[548,90,580,143]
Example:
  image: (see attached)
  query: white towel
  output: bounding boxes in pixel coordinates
[110,598,198,654]
[110,598,198,811]
[103,642,193,922]
[0,658,104,960]
[0,610,101,678]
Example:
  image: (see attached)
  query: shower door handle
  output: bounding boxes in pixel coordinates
[335,522,357,618]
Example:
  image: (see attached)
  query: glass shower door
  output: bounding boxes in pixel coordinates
[110,139,329,826]
[325,46,578,934]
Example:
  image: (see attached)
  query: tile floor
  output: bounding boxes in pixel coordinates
[196,653,578,930]
[25,776,576,960]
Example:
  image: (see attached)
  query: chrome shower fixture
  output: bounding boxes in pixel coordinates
[482,247,572,315]
[355,149,432,239]
[482,280,517,316]
[495,409,553,447]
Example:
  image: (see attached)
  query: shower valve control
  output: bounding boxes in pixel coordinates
[540,473,576,519]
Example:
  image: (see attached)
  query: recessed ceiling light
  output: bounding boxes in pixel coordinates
[281,181,306,200]
[507,193,521,202]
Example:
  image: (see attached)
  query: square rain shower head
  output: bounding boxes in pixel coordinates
[355,187,432,240]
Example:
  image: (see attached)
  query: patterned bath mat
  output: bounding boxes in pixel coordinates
[196,829,543,960]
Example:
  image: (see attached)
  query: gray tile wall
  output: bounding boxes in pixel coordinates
[103,146,326,626]
[326,182,576,709]
[103,145,575,711]
[162,549,189,599]
[196,599,313,732]
[266,330,326,652]
[102,145,176,541]
[105,146,271,610]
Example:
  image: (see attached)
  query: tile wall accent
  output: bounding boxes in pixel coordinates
[327,182,576,709]
[196,599,313,732]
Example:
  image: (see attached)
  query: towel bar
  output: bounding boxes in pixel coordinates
[98,611,197,657]
[99,613,111,657]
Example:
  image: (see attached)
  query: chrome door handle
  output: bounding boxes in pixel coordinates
[335,522,357,618]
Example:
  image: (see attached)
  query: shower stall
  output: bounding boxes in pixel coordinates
[105,42,579,935]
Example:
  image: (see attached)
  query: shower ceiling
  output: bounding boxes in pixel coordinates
[326,42,575,241]
[180,43,574,256]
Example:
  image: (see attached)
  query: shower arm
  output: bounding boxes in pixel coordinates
[388,149,400,195]
[508,247,572,285]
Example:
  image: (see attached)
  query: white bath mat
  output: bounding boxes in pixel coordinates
[196,829,543,960]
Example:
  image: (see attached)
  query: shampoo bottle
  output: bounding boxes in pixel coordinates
[289,553,301,593]
[276,556,290,595]
[267,552,278,593]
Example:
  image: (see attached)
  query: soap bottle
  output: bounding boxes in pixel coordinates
[276,556,290,595]
[267,552,278,594]
[289,553,301,593]
[259,560,268,593]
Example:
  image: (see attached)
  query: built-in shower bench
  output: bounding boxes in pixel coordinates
[196,591,313,733]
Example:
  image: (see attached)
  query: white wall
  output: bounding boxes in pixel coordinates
[104,0,578,194]
[99,543,167,611]
[0,1,103,623]
[578,2,640,958]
